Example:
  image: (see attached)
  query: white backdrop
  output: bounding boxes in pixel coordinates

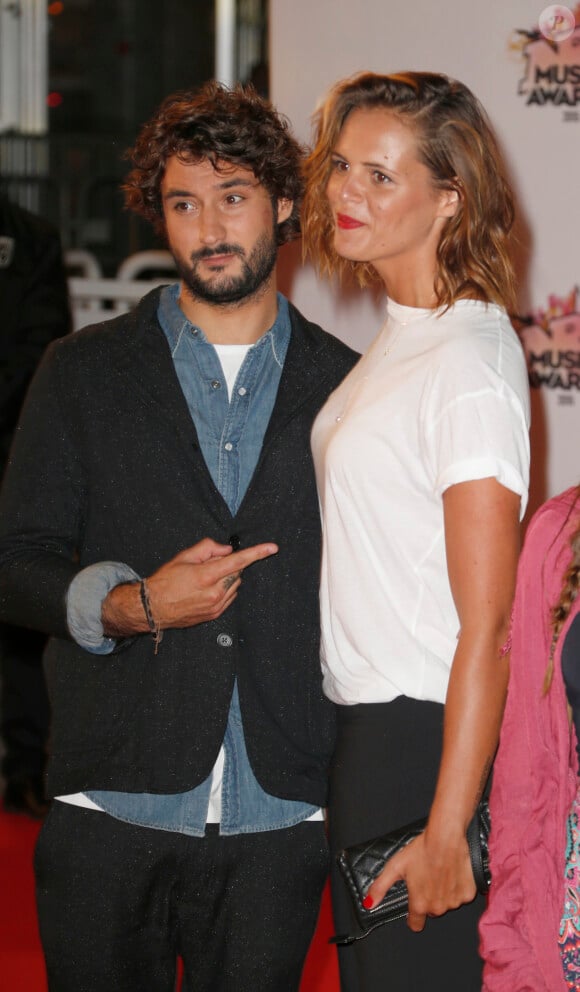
[271,0,580,518]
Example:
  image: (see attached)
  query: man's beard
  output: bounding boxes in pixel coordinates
[175,229,278,307]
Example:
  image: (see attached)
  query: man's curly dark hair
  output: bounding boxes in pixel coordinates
[123,81,305,245]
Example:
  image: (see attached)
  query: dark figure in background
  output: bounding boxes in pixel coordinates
[0,84,357,991]
[0,194,71,817]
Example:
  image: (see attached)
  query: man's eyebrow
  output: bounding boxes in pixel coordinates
[217,177,257,190]
[163,177,257,200]
[163,189,194,200]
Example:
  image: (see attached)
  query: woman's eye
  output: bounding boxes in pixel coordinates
[372,171,390,184]
[331,158,348,173]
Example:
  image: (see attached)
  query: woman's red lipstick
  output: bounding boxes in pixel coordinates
[336,213,364,230]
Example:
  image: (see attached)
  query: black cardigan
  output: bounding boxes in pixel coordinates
[0,289,358,803]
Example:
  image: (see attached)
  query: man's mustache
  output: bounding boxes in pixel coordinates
[190,244,244,263]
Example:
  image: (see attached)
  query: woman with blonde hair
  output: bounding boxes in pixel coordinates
[302,71,530,990]
[480,487,580,991]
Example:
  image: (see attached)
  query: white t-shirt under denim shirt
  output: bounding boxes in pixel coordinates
[311,298,530,707]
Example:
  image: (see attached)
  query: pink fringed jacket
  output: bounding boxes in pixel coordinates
[480,487,580,991]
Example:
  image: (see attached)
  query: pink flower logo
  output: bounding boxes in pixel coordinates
[538,5,576,42]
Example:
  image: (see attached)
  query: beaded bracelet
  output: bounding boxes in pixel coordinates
[139,578,163,655]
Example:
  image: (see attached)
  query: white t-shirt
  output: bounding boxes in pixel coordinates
[311,298,530,707]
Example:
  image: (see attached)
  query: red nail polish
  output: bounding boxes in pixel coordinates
[363,895,374,909]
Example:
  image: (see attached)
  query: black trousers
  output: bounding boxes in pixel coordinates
[329,697,484,992]
[35,803,329,992]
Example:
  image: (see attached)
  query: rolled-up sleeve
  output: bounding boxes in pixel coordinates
[66,561,139,654]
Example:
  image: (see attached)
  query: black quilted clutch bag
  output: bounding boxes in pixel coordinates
[332,799,490,944]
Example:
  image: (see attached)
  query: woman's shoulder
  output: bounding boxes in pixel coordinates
[423,300,528,406]
[424,302,520,377]
[520,487,579,578]
[435,300,519,351]
[526,487,579,541]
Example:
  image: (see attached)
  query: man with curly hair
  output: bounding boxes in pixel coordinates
[0,83,357,991]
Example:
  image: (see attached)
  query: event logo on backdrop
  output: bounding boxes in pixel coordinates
[518,287,580,402]
[512,4,580,118]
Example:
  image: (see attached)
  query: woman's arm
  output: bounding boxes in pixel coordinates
[366,476,520,931]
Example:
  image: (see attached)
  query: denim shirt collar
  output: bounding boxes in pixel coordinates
[157,282,290,360]
[157,284,291,519]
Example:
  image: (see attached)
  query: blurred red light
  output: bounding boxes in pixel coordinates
[47,92,63,108]
[48,2,65,14]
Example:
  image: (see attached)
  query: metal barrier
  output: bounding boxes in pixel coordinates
[66,250,177,331]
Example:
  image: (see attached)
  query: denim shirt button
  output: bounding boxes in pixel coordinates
[210,379,221,390]
[217,633,233,648]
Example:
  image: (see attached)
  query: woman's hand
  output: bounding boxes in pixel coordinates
[364,825,477,932]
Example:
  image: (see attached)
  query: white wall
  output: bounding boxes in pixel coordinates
[271,0,580,511]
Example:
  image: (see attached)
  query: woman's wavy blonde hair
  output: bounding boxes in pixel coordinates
[302,71,517,311]
[545,490,580,692]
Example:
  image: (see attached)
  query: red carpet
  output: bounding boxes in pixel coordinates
[0,804,339,991]
[0,807,46,991]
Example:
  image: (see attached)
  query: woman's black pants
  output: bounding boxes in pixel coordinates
[329,696,484,992]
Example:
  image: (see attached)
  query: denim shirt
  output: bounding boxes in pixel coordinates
[80,284,319,835]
